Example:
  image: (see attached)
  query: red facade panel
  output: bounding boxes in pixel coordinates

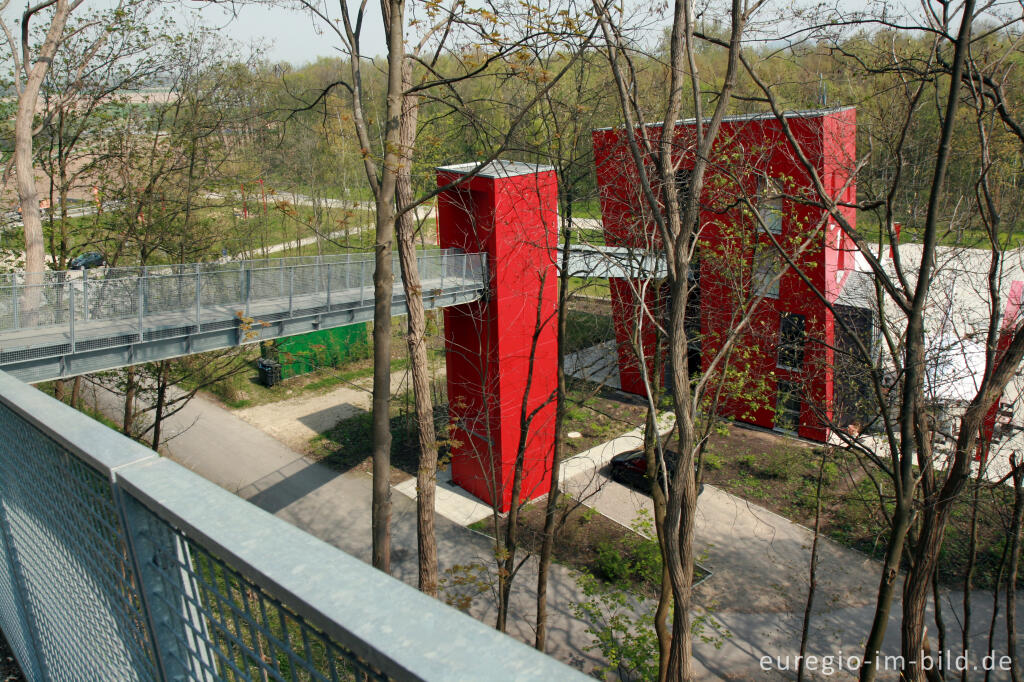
[437,163,559,511]
[592,109,857,442]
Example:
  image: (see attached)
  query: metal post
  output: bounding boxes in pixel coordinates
[137,276,145,340]
[279,262,285,298]
[326,264,332,310]
[12,279,18,329]
[83,269,90,321]
[195,270,202,330]
[359,260,365,305]
[117,491,216,682]
[461,253,468,288]
[239,262,245,304]
[288,266,294,317]
[440,252,447,292]
[69,285,76,353]
[244,269,251,317]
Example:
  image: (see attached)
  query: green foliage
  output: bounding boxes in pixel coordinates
[702,451,724,471]
[592,511,663,589]
[594,542,632,583]
[571,571,661,682]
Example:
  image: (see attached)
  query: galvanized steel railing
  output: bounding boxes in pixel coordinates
[0,250,485,362]
[0,370,587,681]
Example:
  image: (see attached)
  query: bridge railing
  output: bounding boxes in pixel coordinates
[0,250,485,339]
[0,369,584,681]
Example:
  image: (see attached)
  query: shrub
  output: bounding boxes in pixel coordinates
[595,541,631,583]
[703,451,724,471]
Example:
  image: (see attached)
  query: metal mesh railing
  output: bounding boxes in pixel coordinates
[0,371,584,681]
[0,401,158,681]
[0,250,486,361]
[120,499,385,682]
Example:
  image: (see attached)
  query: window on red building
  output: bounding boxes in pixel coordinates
[676,168,692,211]
[752,247,781,299]
[777,312,807,370]
[775,380,802,432]
[756,176,783,235]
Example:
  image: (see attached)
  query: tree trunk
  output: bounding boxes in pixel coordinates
[15,0,73,311]
[797,450,827,682]
[984,541,1009,682]
[535,201,572,651]
[122,366,136,438]
[364,0,410,575]
[961,478,982,682]
[151,361,169,452]
[1007,460,1024,682]
[497,281,552,632]
[393,57,438,597]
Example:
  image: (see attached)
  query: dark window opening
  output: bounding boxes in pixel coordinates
[775,380,802,433]
[675,168,692,212]
[777,312,806,370]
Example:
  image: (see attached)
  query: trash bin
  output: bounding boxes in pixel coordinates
[257,358,282,387]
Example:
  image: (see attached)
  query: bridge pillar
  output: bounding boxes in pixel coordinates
[436,161,558,513]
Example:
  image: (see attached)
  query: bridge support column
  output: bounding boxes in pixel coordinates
[436,161,558,513]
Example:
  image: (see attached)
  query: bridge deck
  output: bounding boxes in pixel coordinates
[0,250,485,382]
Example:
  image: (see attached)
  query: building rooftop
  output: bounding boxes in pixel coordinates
[436,160,555,178]
[593,106,855,132]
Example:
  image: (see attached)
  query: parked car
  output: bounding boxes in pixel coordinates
[609,448,704,495]
[69,252,105,270]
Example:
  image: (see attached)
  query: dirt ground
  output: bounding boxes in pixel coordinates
[0,631,23,682]
[234,373,378,452]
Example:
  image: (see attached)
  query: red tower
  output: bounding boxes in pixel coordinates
[592,108,857,441]
[437,161,559,512]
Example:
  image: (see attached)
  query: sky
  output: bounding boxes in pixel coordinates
[187,0,888,68]
[0,0,897,71]
[182,2,387,66]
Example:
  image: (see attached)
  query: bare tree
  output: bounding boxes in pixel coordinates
[592,0,769,675]
[734,3,1024,677]
[2,0,145,284]
[290,0,601,584]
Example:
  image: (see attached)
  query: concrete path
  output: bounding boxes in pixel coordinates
[234,376,378,452]
[78,380,607,674]
[78,374,1024,680]
[566,449,1022,680]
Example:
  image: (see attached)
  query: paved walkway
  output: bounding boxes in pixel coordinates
[79,381,606,674]
[561,430,1024,680]
[79,374,1024,680]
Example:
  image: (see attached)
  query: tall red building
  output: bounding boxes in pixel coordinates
[437,161,559,512]
[592,108,858,441]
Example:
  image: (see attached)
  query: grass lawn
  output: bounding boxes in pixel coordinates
[566,277,611,299]
[564,306,616,354]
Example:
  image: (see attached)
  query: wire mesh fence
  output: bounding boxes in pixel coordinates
[0,371,582,681]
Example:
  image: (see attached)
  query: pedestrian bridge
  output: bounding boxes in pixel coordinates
[0,250,486,382]
[0,243,666,383]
